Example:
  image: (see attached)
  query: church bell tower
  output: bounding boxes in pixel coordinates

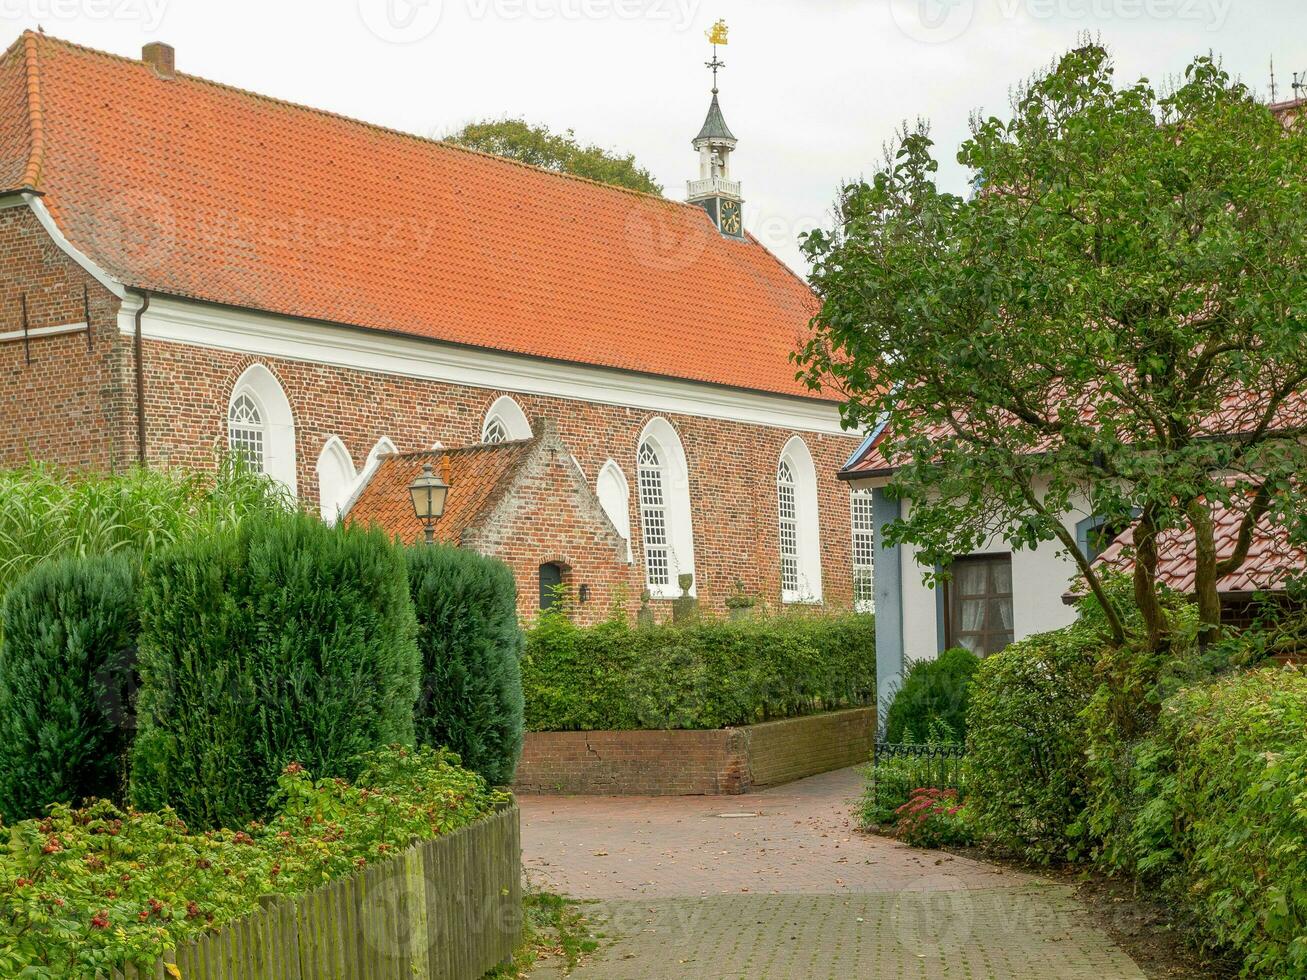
[687,20,744,240]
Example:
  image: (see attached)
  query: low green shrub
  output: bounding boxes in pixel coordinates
[1122,667,1307,976]
[0,746,505,978]
[964,621,1099,862]
[858,744,969,828]
[131,512,420,829]
[892,788,973,849]
[522,612,875,731]
[406,545,525,786]
[0,554,139,821]
[883,647,980,744]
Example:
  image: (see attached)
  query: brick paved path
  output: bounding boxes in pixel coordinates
[520,767,1144,978]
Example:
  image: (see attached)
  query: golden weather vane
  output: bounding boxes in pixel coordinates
[705,19,729,92]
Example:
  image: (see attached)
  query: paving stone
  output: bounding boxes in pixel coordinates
[520,767,1145,978]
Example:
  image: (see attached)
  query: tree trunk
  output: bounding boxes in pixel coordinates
[1132,505,1168,653]
[1187,498,1223,649]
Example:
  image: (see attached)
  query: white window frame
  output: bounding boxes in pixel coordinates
[228,392,266,473]
[777,435,823,604]
[481,395,532,443]
[596,459,634,563]
[636,418,696,598]
[227,363,297,497]
[851,489,875,613]
[315,436,357,525]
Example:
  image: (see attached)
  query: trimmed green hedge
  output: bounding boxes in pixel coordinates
[522,612,875,731]
[964,621,1099,862]
[406,544,525,786]
[131,512,420,828]
[0,747,504,977]
[0,553,139,822]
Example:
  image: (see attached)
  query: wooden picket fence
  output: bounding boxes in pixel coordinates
[105,803,521,980]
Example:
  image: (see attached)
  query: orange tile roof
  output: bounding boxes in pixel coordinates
[346,440,536,546]
[1076,493,1307,597]
[0,32,826,400]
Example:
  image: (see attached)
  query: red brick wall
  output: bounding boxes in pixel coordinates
[135,341,862,617]
[514,729,751,795]
[514,707,876,796]
[0,206,127,470]
[462,424,641,625]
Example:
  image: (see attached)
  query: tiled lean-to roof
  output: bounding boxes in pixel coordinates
[0,31,825,400]
[347,440,537,547]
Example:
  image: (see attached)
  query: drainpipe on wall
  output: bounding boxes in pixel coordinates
[133,290,150,466]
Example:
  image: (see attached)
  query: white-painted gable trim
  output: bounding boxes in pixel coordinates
[118,295,850,436]
[1,193,127,300]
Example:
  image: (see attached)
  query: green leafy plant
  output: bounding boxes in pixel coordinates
[892,788,973,849]
[964,622,1098,862]
[405,544,525,786]
[883,648,979,744]
[131,512,420,829]
[0,553,139,821]
[0,746,504,977]
[0,459,288,603]
[522,612,875,731]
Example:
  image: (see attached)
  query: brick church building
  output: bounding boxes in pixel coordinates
[0,32,871,623]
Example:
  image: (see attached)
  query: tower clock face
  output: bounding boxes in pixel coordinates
[719,199,743,237]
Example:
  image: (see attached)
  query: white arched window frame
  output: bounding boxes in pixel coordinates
[315,436,357,525]
[637,418,696,598]
[778,436,823,603]
[596,459,633,564]
[228,364,297,496]
[481,396,532,444]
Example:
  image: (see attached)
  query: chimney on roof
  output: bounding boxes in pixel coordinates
[142,42,175,79]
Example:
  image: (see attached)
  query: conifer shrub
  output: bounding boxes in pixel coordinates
[882,647,980,744]
[0,553,139,821]
[405,544,525,786]
[131,512,419,828]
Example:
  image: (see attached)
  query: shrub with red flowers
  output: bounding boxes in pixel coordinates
[0,746,506,978]
[892,788,974,849]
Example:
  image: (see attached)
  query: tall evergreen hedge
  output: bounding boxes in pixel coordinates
[131,512,420,828]
[0,553,139,821]
[406,545,524,786]
[883,647,980,744]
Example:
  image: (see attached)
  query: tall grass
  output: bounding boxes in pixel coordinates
[0,458,292,600]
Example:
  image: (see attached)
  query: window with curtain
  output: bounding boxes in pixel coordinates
[637,441,670,588]
[777,459,799,596]
[946,554,1014,657]
[228,393,266,473]
[851,491,875,613]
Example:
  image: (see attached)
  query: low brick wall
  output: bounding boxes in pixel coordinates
[515,707,874,796]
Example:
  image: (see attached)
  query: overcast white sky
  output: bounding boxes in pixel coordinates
[4,0,1304,272]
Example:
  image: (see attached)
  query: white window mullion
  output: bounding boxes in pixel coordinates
[851,490,875,613]
[638,441,671,589]
[778,460,799,598]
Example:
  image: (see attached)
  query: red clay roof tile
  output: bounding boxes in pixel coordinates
[0,31,825,400]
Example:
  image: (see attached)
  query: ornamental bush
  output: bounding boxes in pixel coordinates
[1115,667,1307,977]
[522,612,875,731]
[0,553,139,822]
[131,512,420,828]
[964,621,1098,862]
[405,544,525,786]
[882,647,980,744]
[0,746,504,978]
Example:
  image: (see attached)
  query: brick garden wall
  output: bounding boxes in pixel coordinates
[514,707,875,796]
[0,206,128,470]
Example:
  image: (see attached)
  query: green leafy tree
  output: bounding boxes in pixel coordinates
[447,118,663,195]
[798,45,1307,654]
